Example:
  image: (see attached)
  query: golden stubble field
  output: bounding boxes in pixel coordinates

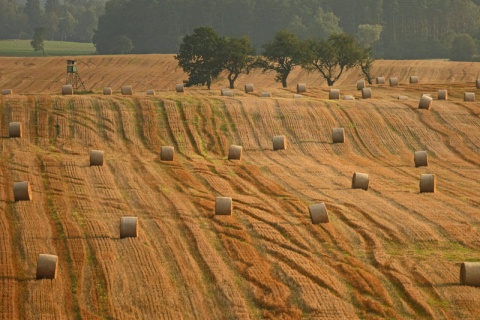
[0,55,479,319]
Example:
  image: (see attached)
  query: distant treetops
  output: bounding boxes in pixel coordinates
[175,27,374,89]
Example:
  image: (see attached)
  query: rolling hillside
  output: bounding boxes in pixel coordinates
[0,56,479,319]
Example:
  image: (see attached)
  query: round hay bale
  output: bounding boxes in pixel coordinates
[2,89,13,95]
[221,89,233,97]
[61,85,73,95]
[410,76,419,84]
[146,89,155,96]
[309,203,329,224]
[418,95,433,110]
[176,84,184,93]
[389,78,399,86]
[420,174,436,193]
[343,95,355,100]
[160,146,174,161]
[103,87,112,95]
[293,94,303,98]
[9,122,22,138]
[332,128,345,144]
[272,135,287,150]
[362,88,372,99]
[352,172,369,190]
[120,217,138,238]
[476,79,480,89]
[464,92,475,102]
[398,95,408,100]
[90,150,104,166]
[14,181,32,201]
[36,254,58,279]
[261,92,272,97]
[356,80,365,90]
[245,83,254,93]
[297,83,306,93]
[121,86,133,95]
[329,89,340,100]
[460,262,480,286]
[228,145,242,160]
[215,197,232,215]
[414,150,428,167]
[376,77,385,84]
[437,90,448,100]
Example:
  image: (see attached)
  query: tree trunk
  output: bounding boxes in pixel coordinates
[281,77,287,88]
[229,79,235,89]
[327,78,334,86]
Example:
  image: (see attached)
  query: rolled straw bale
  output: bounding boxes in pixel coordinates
[398,95,408,100]
[297,83,306,93]
[120,217,138,238]
[146,89,155,96]
[414,150,428,167]
[14,181,32,201]
[356,80,365,90]
[293,94,303,98]
[261,92,272,97]
[309,203,329,224]
[90,150,104,166]
[36,254,58,279]
[352,172,369,190]
[272,135,287,150]
[9,122,22,138]
[460,262,480,286]
[362,88,372,99]
[215,197,232,215]
[103,87,112,95]
[476,79,480,89]
[332,128,345,144]
[176,84,184,93]
[420,174,436,193]
[160,146,174,161]
[221,89,233,96]
[2,89,13,95]
[389,78,399,86]
[464,92,475,102]
[245,84,254,93]
[418,95,433,110]
[343,95,355,100]
[61,85,73,95]
[376,77,385,84]
[437,90,448,100]
[410,76,419,84]
[121,86,133,95]
[329,89,340,100]
[228,145,242,160]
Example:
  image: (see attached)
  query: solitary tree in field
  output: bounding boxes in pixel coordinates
[221,36,255,89]
[358,46,375,84]
[30,27,45,55]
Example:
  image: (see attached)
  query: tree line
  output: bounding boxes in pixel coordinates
[176,27,373,90]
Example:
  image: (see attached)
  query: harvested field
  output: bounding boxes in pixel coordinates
[0,55,479,319]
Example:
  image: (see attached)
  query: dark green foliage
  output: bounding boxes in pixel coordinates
[449,34,477,61]
[30,27,45,55]
[221,36,255,89]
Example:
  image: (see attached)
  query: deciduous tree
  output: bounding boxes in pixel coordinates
[221,36,255,89]
[30,27,45,55]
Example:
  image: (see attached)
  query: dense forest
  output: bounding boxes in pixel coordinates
[2,0,480,59]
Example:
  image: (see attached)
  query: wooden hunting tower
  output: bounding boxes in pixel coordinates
[66,60,87,90]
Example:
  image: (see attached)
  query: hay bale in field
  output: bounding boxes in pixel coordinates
[121,86,133,95]
[297,83,306,93]
[420,174,436,193]
[2,89,13,95]
[356,80,365,90]
[9,122,22,138]
[329,89,340,100]
[437,90,448,100]
[90,150,104,166]
[414,150,428,167]
[398,95,408,100]
[61,85,73,95]
[160,146,174,161]
[14,181,32,201]
[221,89,233,96]
[352,172,369,190]
[103,87,112,95]
[36,254,58,279]
[460,262,480,286]
[228,145,242,160]
[410,76,419,84]
[332,128,345,144]
[293,94,303,98]
[476,79,480,89]
[464,92,475,102]
[176,84,184,93]
[309,203,329,224]
[376,77,385,84]
[273,135,287,150]
[215,197,232,215]
[245,84,254,93]
[418,95,433,110]
[362,88,372,99]
[120,217,138,238]
[389,78,399,86]
[261,92,272,97]
[146,89,155,96]
[343,95,355,100]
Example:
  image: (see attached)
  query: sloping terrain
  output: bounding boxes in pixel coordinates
[0,56,479,319]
